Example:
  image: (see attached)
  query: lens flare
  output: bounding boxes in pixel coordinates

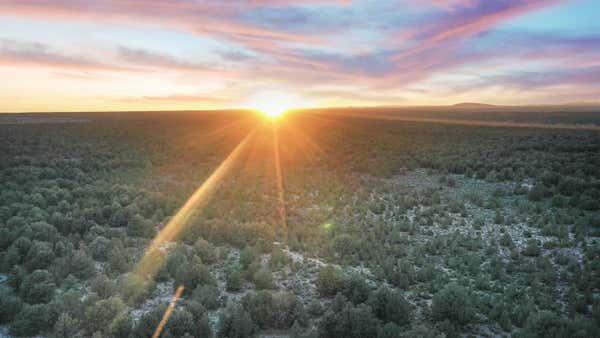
[134,129,255,280]
[152,285,185,338]
[272,123,287,241]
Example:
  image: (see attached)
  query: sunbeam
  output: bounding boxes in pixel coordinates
[152,285,185,338]
[272,122,288,242]
[135,128,256,280]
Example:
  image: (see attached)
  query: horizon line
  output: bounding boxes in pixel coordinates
[2,101,600,114]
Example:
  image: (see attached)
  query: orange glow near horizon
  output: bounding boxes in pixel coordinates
[247,91,310,119]
[260,108,287,119]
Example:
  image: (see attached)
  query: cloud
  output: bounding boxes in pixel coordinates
[0,1,343,76]
[132,93,232,104]
[429,0,485,11]
[117,47,217,73]
[0,1,329,45]
[241,0,349,7]
[303,88,407,105]
[327,0,562,89]
[218,50,256,62]
[2,0,599,109]
[0,39,126,71]
[1,0,561,83]
[492,66,600,89]
[393,0,562,57]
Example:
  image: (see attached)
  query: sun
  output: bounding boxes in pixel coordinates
[257,103,289,118]
[247,91,304,119]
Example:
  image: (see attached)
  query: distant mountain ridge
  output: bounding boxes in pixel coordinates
[452,102,500,108]
[451,102,600,110]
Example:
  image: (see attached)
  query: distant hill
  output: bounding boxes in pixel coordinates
[305,103,600,129]
[451,102,600,111]
[452,102,500,108]
[2,102,600,129]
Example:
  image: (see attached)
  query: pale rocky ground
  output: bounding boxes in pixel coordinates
[2,169,596,337]
[129,169,597,337]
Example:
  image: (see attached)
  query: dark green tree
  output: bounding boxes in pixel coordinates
[90,273,116,299]
[431,283,474,326]
[25,240,55,271]
[316,265,345,297]
[521,311,570,338]
[368,286,412,326]
[253,268,275,290]
[218,303,255,338]
[240,245,259,269]
[90,236,111,261]
[165,309,196,337]
[135,304,167,338]
[0,288,22,323]
[318,302,379,338]
[126,214,154,238]
[343,273,371,305]
[53,313,81,338]
[10,303,57,336]
[192,285,221,310]
[21,269,56,304]
[195,238,217,265]
[84,297,126,334]
[226,264,243,292]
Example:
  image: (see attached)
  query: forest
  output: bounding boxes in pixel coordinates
[0,110,599,337]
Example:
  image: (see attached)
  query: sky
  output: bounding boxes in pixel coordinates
[0,0,599,112]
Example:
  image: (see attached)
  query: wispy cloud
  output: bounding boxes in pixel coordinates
[0,39,125,71]
[117,47,218,73]
[1,0,599,111]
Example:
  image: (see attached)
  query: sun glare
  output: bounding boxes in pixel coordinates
[247,91,306,119]
[260,105,287,118]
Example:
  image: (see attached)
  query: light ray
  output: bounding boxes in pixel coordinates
[152,285,185,338]
[281,121,324,161]
[272,122,288,242]
[135,129,256,280]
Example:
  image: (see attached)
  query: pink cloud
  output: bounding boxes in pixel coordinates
[393,0,562,62]
[0,1,333,72]
[0,1,326,45]
[0,39,130,72]
[3,0,596,109]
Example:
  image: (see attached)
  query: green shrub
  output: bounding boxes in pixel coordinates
[316,265,345,298]
[10,303,57,336]
[521,311,570,338]
[318,302,379,338]
[192,285,221,310]
[523,239,541,257]
[0,288,23,323]
[240,245,259,269]
[194,238,217,265]
[368,286,412,326]
[431,283,474,326]
[499,233,514,247]
[226,264,243,292]
[84,297,126,334]
[218,303,254,338]
[90,274,116,299]
[21,269,56,304]
[253,268,275,290]
[121,274,153,305]
[53,313,81,338]
[343,273,370,305]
